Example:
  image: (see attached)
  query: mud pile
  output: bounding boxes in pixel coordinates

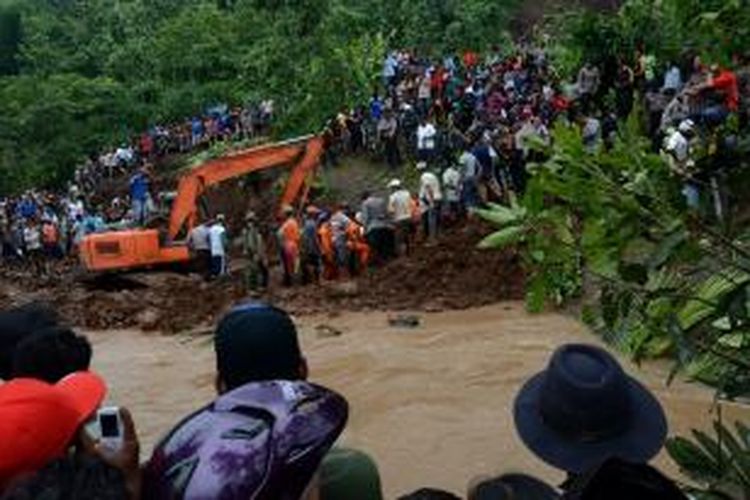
[273,221,524,315]
[0,221,523,332]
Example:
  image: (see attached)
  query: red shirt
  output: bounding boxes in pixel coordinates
[140,134,153,155]
[711,70,739,111]
[463,51,478,69]
[552,95,570,111]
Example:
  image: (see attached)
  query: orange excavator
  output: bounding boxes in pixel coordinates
[78,135,324,272]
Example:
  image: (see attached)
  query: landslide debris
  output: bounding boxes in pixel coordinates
[0,221,523,332]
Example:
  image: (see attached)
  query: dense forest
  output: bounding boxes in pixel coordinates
[2,0,746,194]
[0,0,527,193]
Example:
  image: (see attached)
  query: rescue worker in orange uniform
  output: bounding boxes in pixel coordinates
[346,216,370,276]
[317,212,337,280]
[278,205,301,286]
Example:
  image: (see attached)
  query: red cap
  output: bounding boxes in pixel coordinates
[0,372,106,487]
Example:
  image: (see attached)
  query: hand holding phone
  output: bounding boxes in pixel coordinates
[80,406,141,499]
[96,406,124,452]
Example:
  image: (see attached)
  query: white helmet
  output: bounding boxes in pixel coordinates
[678,119,695,134]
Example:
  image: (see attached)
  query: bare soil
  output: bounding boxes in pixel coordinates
[0,220,523,332]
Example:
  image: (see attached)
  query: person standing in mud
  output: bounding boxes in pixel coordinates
[330,204,352,276]
[300,206,322,285]
[209,215,228,278]
[23,218,44,275]
[241,211,268,291]
[129,167,151,227]
[278,205,301,287]
[188,220,212,279]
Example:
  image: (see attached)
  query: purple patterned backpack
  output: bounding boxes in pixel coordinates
[144,380,348,500]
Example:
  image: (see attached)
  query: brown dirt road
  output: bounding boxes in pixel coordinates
[88,303,749,498]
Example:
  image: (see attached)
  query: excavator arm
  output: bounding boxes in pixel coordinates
[79,135,323,273]
[168,135,324,240]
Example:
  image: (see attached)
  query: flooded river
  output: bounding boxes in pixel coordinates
[88,302,748,497]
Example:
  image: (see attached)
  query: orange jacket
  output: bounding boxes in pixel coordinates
[346,222,370,266]
[318,222,334,260]
[280,217,301,248]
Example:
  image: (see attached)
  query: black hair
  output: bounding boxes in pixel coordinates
[214,304,303,390]
[0,303,59,380]
[563,459,687,500]
[1,455,128,500]
[397,488,461,500]
[11,326,92,383]
[469,474,560,500]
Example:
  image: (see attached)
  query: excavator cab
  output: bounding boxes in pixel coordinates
[78,136,323,272]
[78,229,190,272]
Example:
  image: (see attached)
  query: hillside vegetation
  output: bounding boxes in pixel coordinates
[0,0,526,193]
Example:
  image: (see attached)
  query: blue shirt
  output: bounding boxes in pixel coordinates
[663,66,682,91]
[129,173,149,201]
[383,54,397,78]
[191,118,204,135]
[370,98,383,121]
[17,199,37,219]
[471,145,493,176]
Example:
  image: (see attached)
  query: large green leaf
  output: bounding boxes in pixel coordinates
[477,226,525,250]
[678,269,750,330]
[666,436,724,483]
[472,206,525,227]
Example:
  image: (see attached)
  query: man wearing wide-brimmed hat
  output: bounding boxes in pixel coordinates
[514,344,668,481]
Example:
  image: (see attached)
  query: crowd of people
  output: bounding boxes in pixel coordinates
[0,300,692,499]
[323,44,748,218]
[2,39,749,281]
[192,170,458,290]
[186,42,749,290]
[0,100,275,275]
[73,100,275,197]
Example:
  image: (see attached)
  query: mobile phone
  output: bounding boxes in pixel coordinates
[97,406,123,450]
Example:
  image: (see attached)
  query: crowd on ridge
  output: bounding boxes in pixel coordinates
[0,300,694,499]
[195,42,750,289]
[2,41,750,283]
[0,100,274,275]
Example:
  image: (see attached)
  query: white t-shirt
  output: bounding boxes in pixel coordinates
[419,171,442,210]
[459,151,479,179]
[68,200,84,220]
[389,189,413,222]
[24,227,42,251]
[209,224,226,257]
[665,131,689,162]
[189,224,210,251]
[417,123,436,151]
[417,76,431,100]
[442,167,461,202]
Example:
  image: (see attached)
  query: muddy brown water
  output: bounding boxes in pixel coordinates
[88,303,748,498]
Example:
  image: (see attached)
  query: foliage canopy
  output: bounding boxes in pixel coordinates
[0,0,519,194]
